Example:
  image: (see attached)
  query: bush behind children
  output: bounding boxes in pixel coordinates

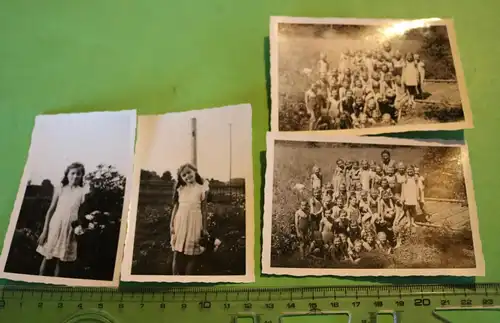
[304,41,426,130]
[293,150,425,265]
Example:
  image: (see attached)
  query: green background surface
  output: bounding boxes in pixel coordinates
[0,0,498,289]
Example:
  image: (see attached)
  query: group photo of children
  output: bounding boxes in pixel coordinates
[275,21,467,132]
[268,138,478,271]
[294,149,424,263]
[304,43,425,130]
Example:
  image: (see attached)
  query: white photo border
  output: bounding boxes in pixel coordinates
[269,16,474,135]
[0,110,137,287]
[121,104,255,283]
[262,131,485,276]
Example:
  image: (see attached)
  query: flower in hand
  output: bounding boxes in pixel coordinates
[74,225,85,236]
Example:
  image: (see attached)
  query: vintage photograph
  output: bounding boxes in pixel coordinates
[121,104,254,282]
[0,110,136,286]
[262,132,484,276]
[270,17,473,135]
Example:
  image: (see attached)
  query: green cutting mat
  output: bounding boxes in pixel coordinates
[0,0,498,290]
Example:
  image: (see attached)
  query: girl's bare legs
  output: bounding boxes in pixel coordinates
[172,251,182,275]
[298,241,305,259]
[185,256,197,275]
[39,258,48,276]
[54,259,61,277]
[309,115,316,131]
[408,206,418,227]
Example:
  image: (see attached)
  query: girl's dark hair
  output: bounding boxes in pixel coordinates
[172,163,204,204]
[381,149,391,157]
[61,162,85,187]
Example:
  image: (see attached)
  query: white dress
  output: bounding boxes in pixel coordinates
[171,184,206,256]
[37,185,86,262]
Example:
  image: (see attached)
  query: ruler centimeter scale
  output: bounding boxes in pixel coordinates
[1,284,500,323]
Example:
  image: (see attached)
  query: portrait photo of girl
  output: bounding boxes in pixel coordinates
[0,110,136,287]
[121,104,254,283]
[36,162,89,278]
[170,163,210,276]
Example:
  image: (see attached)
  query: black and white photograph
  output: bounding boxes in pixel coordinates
[270,17,473,135]
[121,104,254,283]
[262,132,484,276]
[0,110,136,286]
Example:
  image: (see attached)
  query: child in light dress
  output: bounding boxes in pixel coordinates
[414,166,427,219]
[37,162,88,277]
[394,162,407,195]
[170,163,209,275]
[359,159,372,192]
[375,231,392,255]
[295,201,310,259]
[310,165,323,190]
[414,53,426,98]
[401,165,420,228]
[309,188,324,233]
[401,52,420,105]
[317,52,330,79]
[392,50,405,77]
[327,88,341,119]
[304,83,320,131]
[320,209,335,251]
[358,190,372,223]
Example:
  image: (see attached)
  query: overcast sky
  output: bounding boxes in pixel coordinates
[139,104,252,182]
[26,110,135,185]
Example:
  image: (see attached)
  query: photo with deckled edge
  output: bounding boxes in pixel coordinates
[262,131,484,276]
[121,104,255,283]
[0,110,137,287]
[270,16,473,135]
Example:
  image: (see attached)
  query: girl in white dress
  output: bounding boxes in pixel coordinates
[37,162,88,277]
[170,163,209,275]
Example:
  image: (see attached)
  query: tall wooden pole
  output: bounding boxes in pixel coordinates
[229,123,232,183]
[191,118,197,167]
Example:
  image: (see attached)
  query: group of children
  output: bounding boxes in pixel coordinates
[304,41,426,130]
[293,150,426,264]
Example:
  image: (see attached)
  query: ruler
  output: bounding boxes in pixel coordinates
[1,284,500,323]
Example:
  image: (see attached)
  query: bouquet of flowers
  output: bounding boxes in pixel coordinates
[199,233,222,254]
[71,210,112,236]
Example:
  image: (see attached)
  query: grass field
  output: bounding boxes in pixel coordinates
[276,34,465,131]
[270,141,476,269]
[131,181,246,276]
